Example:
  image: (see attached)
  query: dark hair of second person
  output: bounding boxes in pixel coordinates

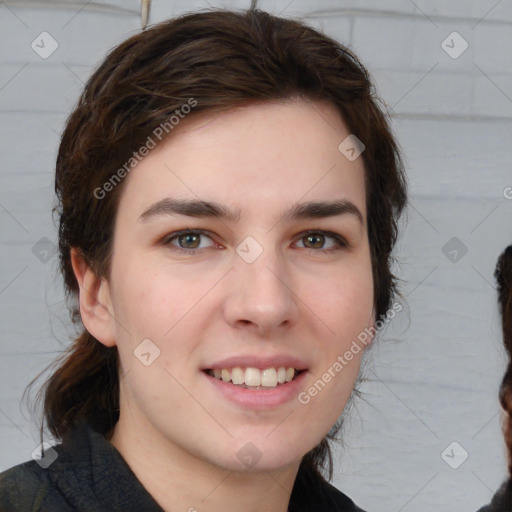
[478,246,512,512]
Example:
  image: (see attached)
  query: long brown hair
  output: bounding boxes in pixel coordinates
[495,245,512,476]
[32,7,407,482]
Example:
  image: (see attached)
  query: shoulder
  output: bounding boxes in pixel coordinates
[0,423,163,512]
[0,457,67,511]
[0,424,97,511]
[476,478,512,512]
[316,478,367,512]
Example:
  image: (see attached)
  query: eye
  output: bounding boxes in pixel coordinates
[161,229,348,256]
[294,230,348,252]
[162,229,217,255]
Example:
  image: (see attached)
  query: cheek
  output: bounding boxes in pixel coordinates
[313,260,373,331]
[305,257,373,411]
[344,251,374,310]
[111,261,175,329]
[303,273,371,423]
[296,352,363,448]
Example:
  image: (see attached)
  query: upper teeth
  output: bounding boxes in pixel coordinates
[209,367,297,387]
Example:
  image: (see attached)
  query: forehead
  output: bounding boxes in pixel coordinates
[116,98,367,224]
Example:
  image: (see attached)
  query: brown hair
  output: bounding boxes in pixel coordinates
[495,245,512,476]
[33,7,407,482]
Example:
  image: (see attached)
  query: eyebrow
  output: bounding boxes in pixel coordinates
[138,198,364,225]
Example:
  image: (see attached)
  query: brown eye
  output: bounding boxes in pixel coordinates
[163,230,216,254]
[177,233,201,249]
[303,233,325,249]
[295,230,348,252]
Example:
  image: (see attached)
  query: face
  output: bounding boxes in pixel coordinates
[103,98,374,472]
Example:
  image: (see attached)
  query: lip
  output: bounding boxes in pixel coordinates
[203,355,309,371]
[202,369,308,409]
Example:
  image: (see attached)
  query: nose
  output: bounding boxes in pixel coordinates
[223,240,300,337]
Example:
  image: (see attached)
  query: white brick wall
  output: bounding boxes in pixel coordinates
[1,1,511,511]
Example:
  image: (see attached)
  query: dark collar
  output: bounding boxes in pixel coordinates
[49,422,163,511]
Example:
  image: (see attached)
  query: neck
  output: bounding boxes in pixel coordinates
[109,412,301,512]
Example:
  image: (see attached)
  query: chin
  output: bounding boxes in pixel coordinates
[210,439,306,474]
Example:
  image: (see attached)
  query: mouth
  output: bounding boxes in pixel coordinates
[202,367,306,390]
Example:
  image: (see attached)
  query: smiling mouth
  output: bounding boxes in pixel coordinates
[203,367,306,389]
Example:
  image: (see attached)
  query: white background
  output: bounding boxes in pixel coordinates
[1,1,511,511]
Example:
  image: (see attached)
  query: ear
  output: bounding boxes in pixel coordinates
[70,247,116,347]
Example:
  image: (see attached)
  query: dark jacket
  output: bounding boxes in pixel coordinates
[0,422,366,511]
[476,479,512,512]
